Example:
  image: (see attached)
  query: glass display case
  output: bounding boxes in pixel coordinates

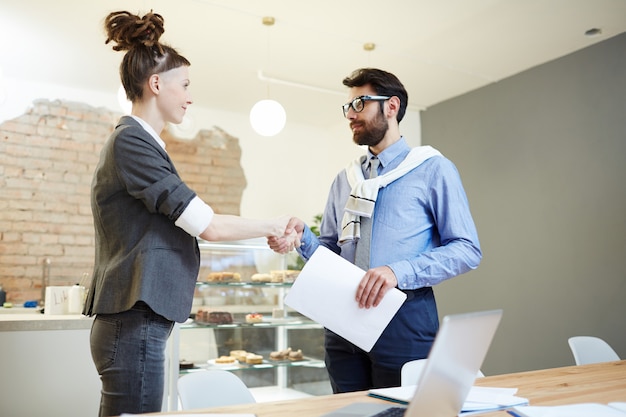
[165,239,331,410]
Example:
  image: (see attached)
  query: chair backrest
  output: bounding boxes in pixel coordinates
[400,358,484,387]
[568,336,620,365]
[177,369,256,410]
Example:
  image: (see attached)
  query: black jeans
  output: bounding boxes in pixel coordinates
[90,302,174,417]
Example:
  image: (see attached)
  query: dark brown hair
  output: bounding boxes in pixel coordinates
[104,10,190,102]
[342,68,408,123]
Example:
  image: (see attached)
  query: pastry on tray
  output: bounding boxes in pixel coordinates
[208,311,233,324]
[269,347,291,361]
[288,349,304,361]
[245,313,263,323]
[206,271,241,282]
[251,273,272,283]
[245,353,263,364]
[269,270,300,283]
[195,309,233,324]
[269,347,304,361]
[179,360,194,369]
[214,355,236,364]
[230,350,248,362]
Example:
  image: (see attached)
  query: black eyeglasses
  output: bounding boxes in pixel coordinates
[342,95,391,118]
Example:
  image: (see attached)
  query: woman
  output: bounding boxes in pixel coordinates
[85,10,295,416]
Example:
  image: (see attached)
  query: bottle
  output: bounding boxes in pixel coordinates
[0,285,6,306]
[68,283,85,314]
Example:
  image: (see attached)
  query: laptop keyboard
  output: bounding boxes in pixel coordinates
[371,407,406,417]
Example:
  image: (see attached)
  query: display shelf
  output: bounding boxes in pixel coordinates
[197,281,296,287]
[182,318,321,330]
[165,238,330,412]
[180,357,325,374]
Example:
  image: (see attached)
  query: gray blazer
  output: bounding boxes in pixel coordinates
[85,116,200,323]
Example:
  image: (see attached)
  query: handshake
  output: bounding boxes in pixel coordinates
[268,216,306,254]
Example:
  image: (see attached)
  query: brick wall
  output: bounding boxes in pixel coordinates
[0,99,246,304]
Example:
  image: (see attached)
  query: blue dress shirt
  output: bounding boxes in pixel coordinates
[298,138,481,290]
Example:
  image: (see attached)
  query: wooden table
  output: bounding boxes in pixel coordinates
[151,360,626,417]
[473,360,626,416]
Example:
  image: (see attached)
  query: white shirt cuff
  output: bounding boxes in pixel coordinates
[175,196,214,237]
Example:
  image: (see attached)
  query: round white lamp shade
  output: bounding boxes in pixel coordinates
[249,99,286,136]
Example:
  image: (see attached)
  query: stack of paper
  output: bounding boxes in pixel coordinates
[368,385,529,415]
[508,402,626,417]
[121,414,256,417]
[462,386,529,414]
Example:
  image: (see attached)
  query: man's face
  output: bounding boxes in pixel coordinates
[346,87,389,147]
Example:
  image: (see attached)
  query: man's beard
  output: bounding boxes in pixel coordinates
[351,111,388,147]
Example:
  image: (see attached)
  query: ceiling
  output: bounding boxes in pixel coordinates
[1,0,625,129]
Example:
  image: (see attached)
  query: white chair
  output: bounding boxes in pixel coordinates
[400,358,484,386]
[177,369,256,410]
[568,336,620,365]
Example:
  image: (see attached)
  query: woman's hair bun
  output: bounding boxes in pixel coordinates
[104,10,165,53]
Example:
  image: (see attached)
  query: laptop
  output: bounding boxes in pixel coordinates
[319,309,503,417]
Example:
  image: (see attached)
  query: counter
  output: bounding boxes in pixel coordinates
[0,312,101,417]
[0,311,94,331]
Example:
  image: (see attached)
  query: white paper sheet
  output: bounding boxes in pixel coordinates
[121,414,256,417]
[508,403,626,417]
[369,385,528,415]
[284,246,406,352]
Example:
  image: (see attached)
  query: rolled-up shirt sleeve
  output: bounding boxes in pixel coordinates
[175,196,214,237]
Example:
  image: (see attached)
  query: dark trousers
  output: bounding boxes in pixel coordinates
[324,287,439,393]
[90,301,174,417]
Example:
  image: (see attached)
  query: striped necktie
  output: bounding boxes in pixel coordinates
[354,157,379,269]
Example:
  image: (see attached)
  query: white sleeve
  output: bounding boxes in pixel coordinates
[175,196,214,237]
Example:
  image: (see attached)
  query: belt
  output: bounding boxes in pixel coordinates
[400,287,431,300]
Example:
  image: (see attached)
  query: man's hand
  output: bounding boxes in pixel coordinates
[355,266,398,308]
[268,217,305,254]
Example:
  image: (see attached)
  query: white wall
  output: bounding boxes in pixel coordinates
[0,77,421,225]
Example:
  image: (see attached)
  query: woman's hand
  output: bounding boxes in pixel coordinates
[268,217,304,254]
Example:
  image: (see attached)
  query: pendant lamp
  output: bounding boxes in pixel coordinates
[250,16,286,137]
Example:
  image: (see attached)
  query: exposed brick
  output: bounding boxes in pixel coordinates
[0,100,245,303]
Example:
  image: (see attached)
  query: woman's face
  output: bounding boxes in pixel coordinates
[156,65,192,124]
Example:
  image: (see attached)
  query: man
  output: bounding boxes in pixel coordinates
[270,68,481,393]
